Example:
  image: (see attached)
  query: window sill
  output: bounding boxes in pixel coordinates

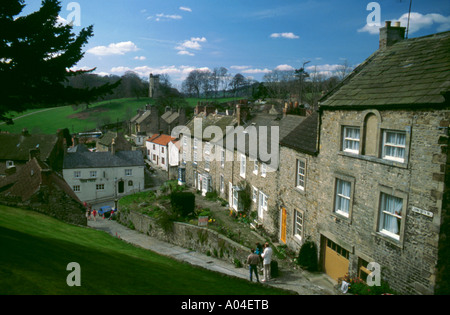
[372,231,403,249]
[338,151,408,169]
[294,187,306,195]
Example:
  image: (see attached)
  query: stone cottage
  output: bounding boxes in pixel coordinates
[309,24,450,294]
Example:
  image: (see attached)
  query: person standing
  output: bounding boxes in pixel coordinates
[92,209,97,221]
[246,249,261,283]
[261,242,273,282]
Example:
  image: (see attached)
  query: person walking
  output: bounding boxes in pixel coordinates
[246,249,261,283]
[261,242,273,282]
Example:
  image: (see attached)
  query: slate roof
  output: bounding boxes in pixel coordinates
[0,158,81,203]
[320,31,450,109]
[185,113,238,142]
[63,150,145,169]
[220,114,306,160]
[280,112,319,155]
[0,133,58,161]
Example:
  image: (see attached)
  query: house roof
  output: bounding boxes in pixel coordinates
[220,114,306,160]
[280,112,319,155]
[0,132,58,162]
[97,131,118,146]
[147,134,176,146]
[0,158,81,203]
[185,113,239,142]
[320,31,450,109]
[63,150,145,169]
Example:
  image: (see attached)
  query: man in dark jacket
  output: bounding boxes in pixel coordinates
[246,249,261,282]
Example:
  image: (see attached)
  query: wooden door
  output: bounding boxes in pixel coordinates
[323,238,349,281]
[281,207,287,244]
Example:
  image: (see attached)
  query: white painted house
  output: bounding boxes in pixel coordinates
[63,143,145,204]
[146,134,179,172]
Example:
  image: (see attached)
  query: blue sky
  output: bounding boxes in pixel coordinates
[23,0,450,88]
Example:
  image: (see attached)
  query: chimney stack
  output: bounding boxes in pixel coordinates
[111,138,116,155]
[379,21,406,49]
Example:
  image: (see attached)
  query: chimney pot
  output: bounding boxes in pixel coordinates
[379,20,406,49]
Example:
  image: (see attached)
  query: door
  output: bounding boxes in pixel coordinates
[118,180,124,194]
[280,207,287,244]
[323,237,350,282]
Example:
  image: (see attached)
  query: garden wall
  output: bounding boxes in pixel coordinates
[118,210,251,267]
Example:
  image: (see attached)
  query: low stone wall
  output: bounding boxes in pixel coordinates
[118,210,251,266]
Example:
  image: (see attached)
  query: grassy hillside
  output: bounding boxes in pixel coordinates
[0,205,290,295]
[0,97,242,135]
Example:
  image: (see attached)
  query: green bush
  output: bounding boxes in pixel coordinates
[297,241,319,271]
[170,192,195,217]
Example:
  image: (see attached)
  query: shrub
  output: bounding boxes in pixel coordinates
[205,191,218,201]
[270,261,279,278]
[297,241,319,271]
[170,192,195,217]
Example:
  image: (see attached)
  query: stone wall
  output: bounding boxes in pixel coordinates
[315,108,449,295]
[118,209,251,266]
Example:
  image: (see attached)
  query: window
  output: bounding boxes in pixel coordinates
[193,150,198,164]
[96,184,105,190]
[220,175,224,193]
[161,157,165,165]
[233,189,239,210]
[125,169,132,176]
[342,126,360,154]
[296,159,306,190]
[6,160,14,168]
[73,185,80,192]
[253,161,259,175]
[294,210,303,241]
[252,186,258,202]
[90,171,97,178]
[379,192,403,240]
[220,149,225,168]
[240,154,246,178]
[326,239,350,259]
[161,147,164,154]
[335,179,351,217]
[382,130,406,163]
[128,180,133,186]
[153,144,156,150]
[261,163,267,177]
[74,171,81,178]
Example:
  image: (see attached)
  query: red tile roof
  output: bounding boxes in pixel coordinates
[147,134,176,146]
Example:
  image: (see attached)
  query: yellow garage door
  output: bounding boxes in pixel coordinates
[323,238,350,282]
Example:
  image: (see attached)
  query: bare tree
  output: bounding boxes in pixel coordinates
[336,59,352,81]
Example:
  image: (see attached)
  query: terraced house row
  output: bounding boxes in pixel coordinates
[177,24,450,294]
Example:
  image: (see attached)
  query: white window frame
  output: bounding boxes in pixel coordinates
[220,149,225,168]
[294,210,304,241]
[382,130,406,163]
[74,171,81,178]
[378,192,403,241]
[261,163,267,178]
[73,185,80,192]
[342,126,360,154]
[90,171,97,178]
[240,154,246,178]
[220,175,224,193]
[252,186,258,202]
[334,179,351,218]
[296,159,306,190]
[125,169,132,176]
[253,161,259,175]
[96,184,105,191]
[6,160,14,168]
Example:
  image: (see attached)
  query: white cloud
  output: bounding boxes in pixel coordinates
[148,13,182,22]
[230,65,251,70]
[358,12,450,35]
[177,50,195,56]
[275,64,295,71]
[134,56,146,61]
[110,65,211,81]
[270,32,299,39]
[241,68,272,74]
[175,37,207,56]
[87,41,139,56]
[179,7,192,12]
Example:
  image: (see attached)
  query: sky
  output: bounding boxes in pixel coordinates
[22,0,450,88]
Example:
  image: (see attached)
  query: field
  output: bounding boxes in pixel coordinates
[0,97,241,135]
[0,205,290,295]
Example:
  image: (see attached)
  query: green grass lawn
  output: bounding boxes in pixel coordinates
[0,205,291,295]
[0,97,242,135]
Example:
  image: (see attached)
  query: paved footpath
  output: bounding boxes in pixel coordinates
[87,217,341,295]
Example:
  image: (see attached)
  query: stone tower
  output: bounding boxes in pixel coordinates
[149,73,160,98]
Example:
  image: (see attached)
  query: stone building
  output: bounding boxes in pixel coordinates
[292,24,450,294]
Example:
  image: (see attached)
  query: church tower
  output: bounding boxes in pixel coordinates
[149,73,160,98]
